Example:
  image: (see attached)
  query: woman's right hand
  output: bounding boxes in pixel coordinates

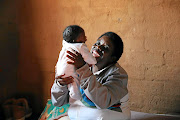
[55,74,74,86]
[66,49,86,69]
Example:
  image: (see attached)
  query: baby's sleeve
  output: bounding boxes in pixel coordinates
[80,44,97,65]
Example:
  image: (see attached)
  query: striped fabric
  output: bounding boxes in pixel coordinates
[80,88,122,112]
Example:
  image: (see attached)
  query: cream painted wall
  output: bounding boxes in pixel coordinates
[17,0,180,114]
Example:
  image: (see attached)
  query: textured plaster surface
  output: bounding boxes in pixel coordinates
[15,0,180,114]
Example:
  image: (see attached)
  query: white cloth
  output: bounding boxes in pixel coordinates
[56,40,97,100]
[68,94,131,120]
[58,116,70,120]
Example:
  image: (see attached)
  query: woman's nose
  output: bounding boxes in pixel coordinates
[96,45,103,51]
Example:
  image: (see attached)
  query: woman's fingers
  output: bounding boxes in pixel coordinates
[59,80,73,85]
[66,49,86,69]
[63,77,74,85]
[67,61,74,65]
[66,54,75,62]
[55,73,65,79]
[66,78,74,84]
[67,50,77,57]
[71,49,80,55]
[56,76,74,85]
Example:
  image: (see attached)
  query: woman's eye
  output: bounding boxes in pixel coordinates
[104,45,109,49]
[94,42,100,46]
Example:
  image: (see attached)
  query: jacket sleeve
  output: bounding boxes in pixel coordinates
[51,79,69,107]
[80,44,97,65]
[76,64,128,109]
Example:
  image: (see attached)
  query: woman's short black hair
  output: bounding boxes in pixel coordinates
[63,25,84,43]
[99,32,124,62]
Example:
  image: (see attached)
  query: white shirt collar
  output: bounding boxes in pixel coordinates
[93,64,112,75]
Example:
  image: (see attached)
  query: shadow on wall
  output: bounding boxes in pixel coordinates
[0,0,44,119]
[16,0,45,117]
[0,0,19,119]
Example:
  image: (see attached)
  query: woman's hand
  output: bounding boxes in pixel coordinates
[55,74,74,86]
[66,49,86,69]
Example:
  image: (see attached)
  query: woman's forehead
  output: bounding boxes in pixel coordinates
[98,36,113,45]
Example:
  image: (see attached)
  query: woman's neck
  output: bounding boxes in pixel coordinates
[94,62,111,73]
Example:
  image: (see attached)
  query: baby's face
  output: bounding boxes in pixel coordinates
[76,32,87,43]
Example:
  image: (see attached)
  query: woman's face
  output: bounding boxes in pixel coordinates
[91,36,115,70]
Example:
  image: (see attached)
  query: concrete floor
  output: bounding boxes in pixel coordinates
[131,111,180,120]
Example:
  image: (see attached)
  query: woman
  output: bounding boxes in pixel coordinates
[51,32,131,120]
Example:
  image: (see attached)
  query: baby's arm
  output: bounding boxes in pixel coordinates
[80,44,97,65]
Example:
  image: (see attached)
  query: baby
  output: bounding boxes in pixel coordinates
[55,25,97,100]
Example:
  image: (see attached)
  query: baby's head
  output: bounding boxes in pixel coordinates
[63,25,87,43]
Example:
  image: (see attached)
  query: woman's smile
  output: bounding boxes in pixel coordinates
[92,48,104,58]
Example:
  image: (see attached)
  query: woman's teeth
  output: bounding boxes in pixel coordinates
[93,50,104,58]
[93,51,100,57]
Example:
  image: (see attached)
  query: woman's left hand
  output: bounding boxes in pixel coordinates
[66,49,86,69]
